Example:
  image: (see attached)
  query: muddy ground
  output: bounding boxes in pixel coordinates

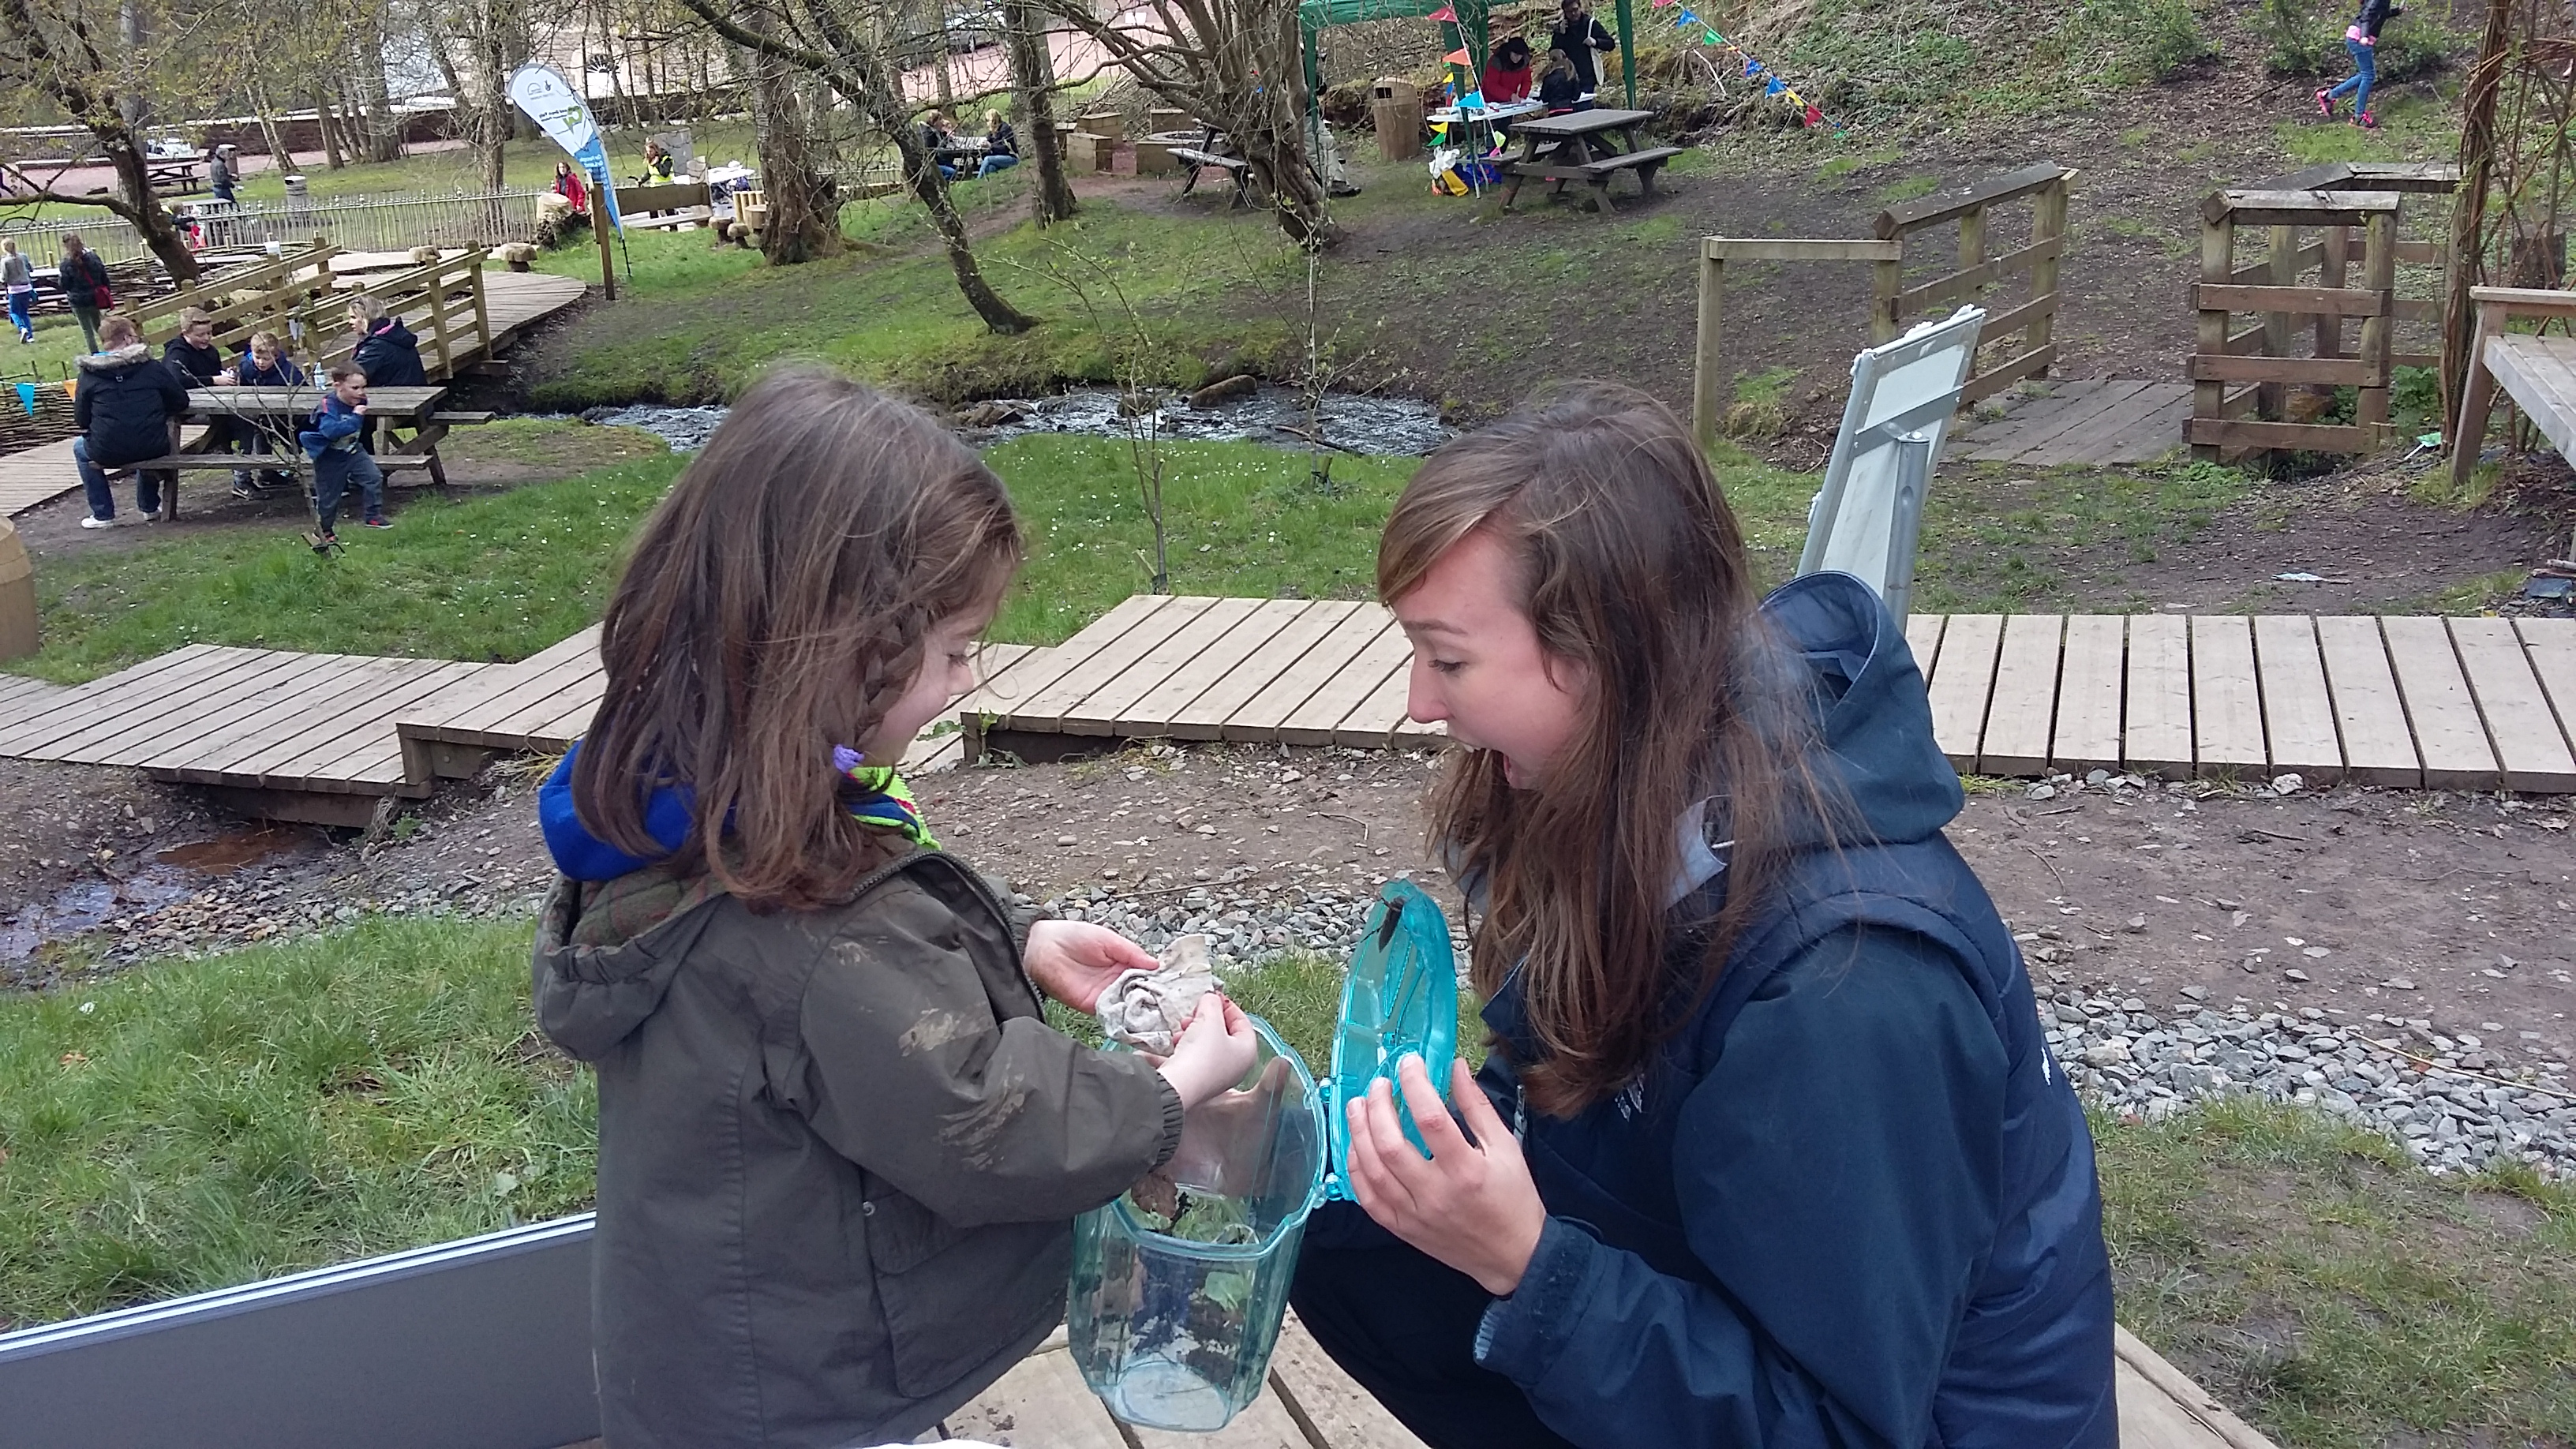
[7,744,2569,1076]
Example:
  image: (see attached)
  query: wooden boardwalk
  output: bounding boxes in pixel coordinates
[1954,380,2192,466]
[0,269,586,522]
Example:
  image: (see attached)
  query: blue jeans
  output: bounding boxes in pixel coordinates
[975,153,1019,178]
[313,447,383,534]
[6,289,29,339]
[75,436,163,520]
[2328,37,2376,115]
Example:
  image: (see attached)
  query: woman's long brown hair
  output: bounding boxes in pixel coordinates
[1380,382,1838,1118]
[571,367,1021,910]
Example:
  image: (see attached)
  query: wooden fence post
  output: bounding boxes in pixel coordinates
[2357,210,2398,440]
[2263,223,2297,420]
[1693,246,1725,451]
[1870,254,1902,344]
[2027,175,2067,359]
[2194,208,2235,462]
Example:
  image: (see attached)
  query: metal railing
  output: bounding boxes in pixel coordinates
[0,188,549,266]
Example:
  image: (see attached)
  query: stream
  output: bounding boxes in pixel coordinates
[578,385,1453,458]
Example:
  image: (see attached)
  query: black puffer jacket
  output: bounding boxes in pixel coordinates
[74,345,188,469]
[350,319,428,388]
[163,335,227,388]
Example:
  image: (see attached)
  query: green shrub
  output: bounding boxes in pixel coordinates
[2262,0,2342,75]
[2069,0,2218,83]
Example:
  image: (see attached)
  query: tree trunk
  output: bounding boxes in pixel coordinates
[353,30,405,163]
[316,89,349,170]
[1005,0,1074,224]
[106,140,201,286]
[743,12,843,264]
[249,84,293,177]
[891,119,1035,333]
[478,25,510,193]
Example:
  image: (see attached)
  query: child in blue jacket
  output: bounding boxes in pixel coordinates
[232,330,305,496]
[298,363,388,543]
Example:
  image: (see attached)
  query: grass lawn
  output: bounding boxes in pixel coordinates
[6,911,2570,1449]
[9,421,1824,683]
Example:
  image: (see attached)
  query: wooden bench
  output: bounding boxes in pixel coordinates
[1579,145,1684,193]
[1174,147,1252,208]
[2451,284,2576,492]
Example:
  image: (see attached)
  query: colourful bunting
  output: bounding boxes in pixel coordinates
[1765,76,1786,95]
[62,379,76,399]
[1705,30,1722,43]
[1444,47,1470,64]
[13,382,32,415]
[1428,3,1455,16]
[1803,104,1824,126]
[1461,89,1486,107]
[1745,58,1763,77]
[1676,8,1698,23]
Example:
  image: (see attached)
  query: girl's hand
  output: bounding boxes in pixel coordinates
[1344,1056,1547,1297]
[1024,919,1158,1009]
[1156,993,1257,1106]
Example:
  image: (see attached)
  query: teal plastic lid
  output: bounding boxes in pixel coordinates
[1322,880,1460,1203]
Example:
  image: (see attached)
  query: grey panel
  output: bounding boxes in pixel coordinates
[0,1214,599,1449]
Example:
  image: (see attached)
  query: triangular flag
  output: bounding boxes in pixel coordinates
[1444,47,1470,65]
[1765,76,1787,95]
[1428,3,1455,17]
[1803,104,1824,126]
[1677,7,1698,22]
[1652,0,1676,6]
[62,379,77,399]
[1461,89,1486,107]
[1705,30,1722,43]
[1745,58,1763,77]
[14,382,32,415]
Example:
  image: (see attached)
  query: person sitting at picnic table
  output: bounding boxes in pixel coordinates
[73,313,189,530]
[3,239,35,344]
[346,294,425,452]
[1549,0,1616,95]
[58,234,112,354]
[553,159,590,215]
[976,108,1020,178]
[162,305,243,481]
[1483,36,1536,103]
[230,328,305,496]
[209,144,238,204]
[1535,50,1586,113]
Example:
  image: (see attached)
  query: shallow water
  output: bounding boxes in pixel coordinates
[578,386,1451,458]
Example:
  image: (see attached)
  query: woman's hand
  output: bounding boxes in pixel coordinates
[1023,919,1159,1010]
[1156,992,1259,1106]
[1344,1056,1548,1297]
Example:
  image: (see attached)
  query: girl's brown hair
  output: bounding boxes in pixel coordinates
[1380,381,1840,1117]
[572,367,1022,910]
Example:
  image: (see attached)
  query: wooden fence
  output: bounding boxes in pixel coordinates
[1870,162,2071,405]
[2189,163,2458,460]
[1690,237,1903,448]
[122,242,494,383]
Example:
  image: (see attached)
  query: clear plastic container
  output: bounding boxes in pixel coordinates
[1067,1020,1327,1431]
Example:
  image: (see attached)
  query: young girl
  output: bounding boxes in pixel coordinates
[531,366,1257,1448]
[2,239,34,343]
[2318,0,2404,129]
[1535,50,1585,113]
[1291,383,2117,1447]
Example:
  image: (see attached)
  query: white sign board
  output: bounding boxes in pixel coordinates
[1796,305,1987,620]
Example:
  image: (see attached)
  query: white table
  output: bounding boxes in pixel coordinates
[1427,97,1548,126]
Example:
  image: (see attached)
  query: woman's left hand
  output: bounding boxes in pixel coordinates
[1344,1055,1548,1297]
[1023,919,1158,1010]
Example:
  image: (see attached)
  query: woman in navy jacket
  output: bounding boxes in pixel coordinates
[1292,382,2117,1449]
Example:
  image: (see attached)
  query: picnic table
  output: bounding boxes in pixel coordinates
[1427,96,1547,127]
[144,151,204,196]
[112,384,461,522]
[1498,108,1684,214]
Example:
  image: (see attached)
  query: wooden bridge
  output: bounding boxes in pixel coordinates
[4,597,2576,825]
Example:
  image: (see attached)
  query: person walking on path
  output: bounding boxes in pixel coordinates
[2,240,35,343]
[2319,0,2403,129]
[72,313,188,528]
[58,235,111,354]
[1288,382,2117,1449]
[209,144,238,204]
[1548,0,1617,97]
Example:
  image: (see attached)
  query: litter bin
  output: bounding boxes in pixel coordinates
[1371,78,1424,162]
[1065,882,1458,1432]
[282,173,307,200]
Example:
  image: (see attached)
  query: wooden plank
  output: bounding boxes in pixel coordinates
[2449,616,2576,790]
[0,643,218,736]
[79,651,365,768]
[1702,237,1900,262]
[1222,607,1395,741]
[2203,189,2403,226]
[2468,283,2576,315]
[6,650,305,759]
[1903,612,1945,679]
[1331,651,1426,747]
[2313,616,2419,786]
[1923,613,2002,771]
[2087,391,2193,464]
[322,665,523,792]
[2188,283,2384,316]
[2380,615,2499,788]
[456,661,608,751]
[1954,380,2112,459]
[2514,617,2576,771]
[976,594,1176,727]
[2054,384,2201,466]
[1009,596,1208,728]
[1957,344,2057,407]
[1121,1379,1318,1449]
[2114,1325,2286,1449]
[2481,334,2576,461]
[2188,354,2373,386]
[1116,598,1306,730]
[2185,417,2373,453]
[1268,1312,1431,1449]
[429,648,611,745]
[1977,615,2063,775]
[2188,616,2266,777]
[1171,601,1363,739]
[238,661,489,789]
[2125,615,2193,776]
[162,656,455,777]
[1876,162,2068,235]
[1986,380,2155,462]
[1897,236,2065,313]
[1071,596,1267,733]
[2049,616,2125,770]
[2250,616,2343,781]
[1278,623,1411,747]
[940,1343,1127,1449]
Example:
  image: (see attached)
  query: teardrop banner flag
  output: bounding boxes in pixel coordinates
[507,64,623,234]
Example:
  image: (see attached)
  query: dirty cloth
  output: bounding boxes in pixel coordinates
[1096,932,1219,1054]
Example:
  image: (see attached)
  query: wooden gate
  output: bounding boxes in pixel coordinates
[1870,162,2071,404]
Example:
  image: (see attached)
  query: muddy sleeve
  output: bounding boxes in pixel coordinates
[792,886,1185,1229]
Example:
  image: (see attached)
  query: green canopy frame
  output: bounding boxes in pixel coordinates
[1297,0,1637,112]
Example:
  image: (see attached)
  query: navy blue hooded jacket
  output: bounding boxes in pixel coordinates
[1462,571,2116,1448]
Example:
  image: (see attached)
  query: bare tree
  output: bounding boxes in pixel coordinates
[733,1,844,262]
[1032,0,1336,245]
[672,0,1035,332]
[0,0,203,283]
[1002,0,1073,224]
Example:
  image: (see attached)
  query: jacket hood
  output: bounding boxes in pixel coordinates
[1760,570,1963,849]
[531,870,720,1061]
[539,742,698,881]
[77,344,152,373]
[371,318,417,345]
